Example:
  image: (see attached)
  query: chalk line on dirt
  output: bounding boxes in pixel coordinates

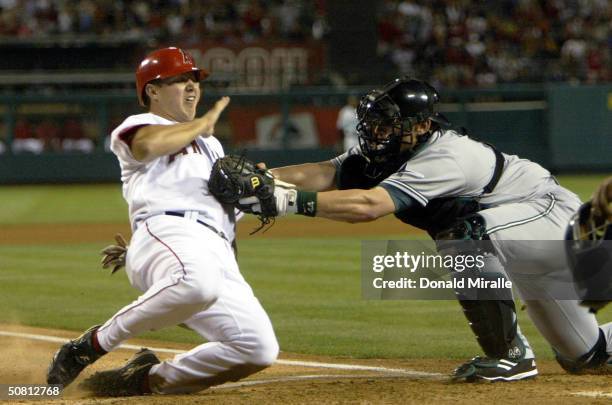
[0,330,443,379]
[572,391,612,399]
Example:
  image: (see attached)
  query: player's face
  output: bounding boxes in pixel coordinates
[371,123,393,143]
[154,72,201,122]
[399,119,431,151]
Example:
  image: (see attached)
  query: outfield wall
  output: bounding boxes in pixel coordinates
[1,84,610,184]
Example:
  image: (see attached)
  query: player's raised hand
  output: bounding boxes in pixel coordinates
[199,96,230,136]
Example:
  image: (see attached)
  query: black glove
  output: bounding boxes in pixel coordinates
[209,155,278,223]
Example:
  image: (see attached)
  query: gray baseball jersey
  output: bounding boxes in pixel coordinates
[331,128,612,361]
[332,129,569,210]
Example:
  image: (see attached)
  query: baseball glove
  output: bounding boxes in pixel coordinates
[100,233,128,274]
[209,155,277,231]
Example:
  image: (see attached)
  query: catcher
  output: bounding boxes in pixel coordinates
[209,77,612,378]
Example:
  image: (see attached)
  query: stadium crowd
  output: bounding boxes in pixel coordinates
[0,0,325,43]
[378,0,611,86]
[0,0,610,154]
[0,0,608,87]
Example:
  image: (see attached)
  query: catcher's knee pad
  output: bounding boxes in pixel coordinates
[435,214,495,260]
[435,213,489,242]
[555,328,610,374]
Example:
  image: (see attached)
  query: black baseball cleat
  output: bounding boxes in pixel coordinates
[47,324,105,387]
[452,356,538,382]
[80,348,160,397]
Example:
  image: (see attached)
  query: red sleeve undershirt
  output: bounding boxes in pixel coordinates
[118,124,149,148]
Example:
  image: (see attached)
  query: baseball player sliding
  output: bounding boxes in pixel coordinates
[46,47,279,396]
[224,77,612,379]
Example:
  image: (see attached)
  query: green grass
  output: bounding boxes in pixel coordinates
[0,184,126,224]
[0,174,611,361]
[0,174,608,225]
[2,238,610,360]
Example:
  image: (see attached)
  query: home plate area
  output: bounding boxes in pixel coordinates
[0,325,609,404]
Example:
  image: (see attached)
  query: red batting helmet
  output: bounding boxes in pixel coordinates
[136,47,209,106]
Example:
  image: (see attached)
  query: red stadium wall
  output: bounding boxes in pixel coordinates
[228,106,341,148]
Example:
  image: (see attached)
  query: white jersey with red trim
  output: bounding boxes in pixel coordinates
[110,112,235,240]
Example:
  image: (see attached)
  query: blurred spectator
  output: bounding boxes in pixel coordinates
[376,0,612,87]
[0,0,323,42]
[35,119,61,152]
[336,95,359,151]
[0,0,608,88]
[12,119,43,154]
[62,118,94,153]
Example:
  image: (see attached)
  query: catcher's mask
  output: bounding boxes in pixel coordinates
[565,201,612,309]
[357,77,448,166]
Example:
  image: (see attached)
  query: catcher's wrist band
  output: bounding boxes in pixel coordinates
[296,191,317,217]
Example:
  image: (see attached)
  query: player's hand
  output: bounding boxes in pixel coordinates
[590,176,612,222]
[239,179,297,216]
[100,233,129,274]
[199,96,230,136]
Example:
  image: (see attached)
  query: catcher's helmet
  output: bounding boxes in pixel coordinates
[356,77,448,164]
[565,201,612,312]
[136,47,209,106]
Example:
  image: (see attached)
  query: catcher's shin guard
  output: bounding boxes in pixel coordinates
[457,290,524,359]
[47,325,106,387]
[437,214,526,360]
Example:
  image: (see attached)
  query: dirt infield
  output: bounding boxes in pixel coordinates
[0,324,610,405]
[0,216,424,245]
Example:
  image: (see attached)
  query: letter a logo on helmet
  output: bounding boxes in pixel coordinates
[179,48,194,65]
[136,47,209,106]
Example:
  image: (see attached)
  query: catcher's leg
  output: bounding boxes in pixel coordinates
[480,198,611,375]
[517,288,611,374]
[436,214,537,382]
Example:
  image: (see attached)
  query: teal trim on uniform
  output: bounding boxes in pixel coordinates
[379,182,415,211]
[486,193,557,235]
[380,178,428,206]
[379,181,427,211]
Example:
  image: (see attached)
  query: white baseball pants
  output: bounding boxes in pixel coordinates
[96,214,279,394]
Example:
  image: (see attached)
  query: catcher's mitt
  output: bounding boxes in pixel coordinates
[209,155,277,231]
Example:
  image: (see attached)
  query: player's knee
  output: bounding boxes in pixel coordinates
[246,332,279,367]
[232,331,279,367]
[554,329,610,374]
[255,335,280,367]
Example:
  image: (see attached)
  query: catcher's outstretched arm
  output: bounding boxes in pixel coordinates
[306,187,399,223]
[131,97,230,161]
[270,161,336,192]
